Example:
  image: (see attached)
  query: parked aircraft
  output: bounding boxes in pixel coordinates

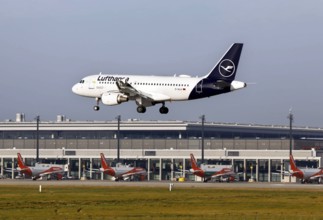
[189,153,235,182]
[72,43,246,114]
[17,153,68,180]
[289,154,323,183]
[99,153,146,181]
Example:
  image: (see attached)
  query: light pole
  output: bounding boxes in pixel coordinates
[287,109,293,183]
[35,116,40,163]
[116,115,121,163]
[200,115,205,164]
[288,109,294,156]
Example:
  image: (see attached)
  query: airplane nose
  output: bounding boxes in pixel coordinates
[72,84,78,94]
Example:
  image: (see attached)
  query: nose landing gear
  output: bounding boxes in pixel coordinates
[93,98,100,111]
[93,106,100,111]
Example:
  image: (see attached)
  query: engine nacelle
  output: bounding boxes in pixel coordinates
[101,93,129,106]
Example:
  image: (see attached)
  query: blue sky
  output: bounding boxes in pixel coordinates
[1,1,323,126]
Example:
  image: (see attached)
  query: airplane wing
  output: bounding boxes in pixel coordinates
[5,168,20,173]
[121,170,147,178]
[211,173,234,178]
[85,168,101,174]
[211,169,235,178]
[39,169,65,177]
[176,169,191,173]
[273,170,291,175]
[289,170,302,175]
[116,79,171,102]
[310,174,323,179]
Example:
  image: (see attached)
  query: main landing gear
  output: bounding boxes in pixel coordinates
[137,105,146,113]
[159,105,169,114]
[137,103,169,114]
[94,97,169,114]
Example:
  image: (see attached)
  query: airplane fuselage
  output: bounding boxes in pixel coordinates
[72,74,245,101]
[18,163,66,180]
[31,163,65,176]
[199,164,234,177]
[113,164,146,179]
[297,168,323,180]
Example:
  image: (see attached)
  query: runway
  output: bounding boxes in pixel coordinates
[1,179,323,190]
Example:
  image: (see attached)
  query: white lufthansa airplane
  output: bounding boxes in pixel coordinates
[72,43,246,114]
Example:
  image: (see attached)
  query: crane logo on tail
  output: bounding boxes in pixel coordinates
[219,59,235,77]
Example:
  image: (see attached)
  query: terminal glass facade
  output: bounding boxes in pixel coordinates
[0,120,322,182]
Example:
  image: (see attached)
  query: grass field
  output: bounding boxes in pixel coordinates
[0,185,323,219]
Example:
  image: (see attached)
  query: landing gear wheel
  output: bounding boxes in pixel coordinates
[93,98,101,111]
[93,106,100,111]
[137,106,146,113]
[159,106,169,114]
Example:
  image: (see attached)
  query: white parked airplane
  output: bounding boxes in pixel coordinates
[72,43,246,114]
[189,153,236,182]
[289,154,323,183]
[99,153,146,181]
[17,153,68,180]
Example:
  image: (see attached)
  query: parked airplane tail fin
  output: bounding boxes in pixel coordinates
[100,153,110,170]
[204,43,243,83]
[100,153,116,176]
[289,154,304,179]
[289,154,300,172]
[190,153,200,171]
[189,153,206,178]
[17,153,28,169]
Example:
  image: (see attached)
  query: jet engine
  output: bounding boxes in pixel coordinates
[101,93,129,106]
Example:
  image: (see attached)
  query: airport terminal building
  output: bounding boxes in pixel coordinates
[1,114,323,182]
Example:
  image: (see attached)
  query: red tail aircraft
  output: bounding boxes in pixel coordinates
[189,153,235,182]
[100,153,146,181]
[289,154,323,183]
[17,153,68,180]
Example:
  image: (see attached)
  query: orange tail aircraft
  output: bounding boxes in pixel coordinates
[17,153,68,180]
[100,153,146,181]
[289,154,323,183]
[189,153,235,182]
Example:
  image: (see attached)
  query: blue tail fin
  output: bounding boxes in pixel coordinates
[204,43,243,83]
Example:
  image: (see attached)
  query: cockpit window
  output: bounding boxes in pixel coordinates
[79,80,85,84]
